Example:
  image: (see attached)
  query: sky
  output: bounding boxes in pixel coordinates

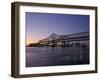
[26,12,89,45]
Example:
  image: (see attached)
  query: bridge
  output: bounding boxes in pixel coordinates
[38,32,89,47]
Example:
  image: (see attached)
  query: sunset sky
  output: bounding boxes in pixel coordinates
[26,12,89,45]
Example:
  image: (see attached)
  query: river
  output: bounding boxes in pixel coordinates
[26,47,89,67]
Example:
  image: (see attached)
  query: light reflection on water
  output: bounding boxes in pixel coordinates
[26,47,89,67]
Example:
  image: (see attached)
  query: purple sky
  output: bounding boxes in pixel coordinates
[26,12,89,45]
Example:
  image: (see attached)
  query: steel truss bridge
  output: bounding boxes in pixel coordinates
[38,32,89,47]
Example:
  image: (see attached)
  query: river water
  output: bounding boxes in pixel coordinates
[26,47,89,67]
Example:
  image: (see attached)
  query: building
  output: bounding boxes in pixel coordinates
[38,32,89,47]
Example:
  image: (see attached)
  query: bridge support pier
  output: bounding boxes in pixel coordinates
[61,41,65,47]
[51,41,57,47]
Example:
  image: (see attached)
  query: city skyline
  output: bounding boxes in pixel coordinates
[26,12,89,45]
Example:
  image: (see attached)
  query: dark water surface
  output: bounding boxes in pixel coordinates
[26,47,89,67]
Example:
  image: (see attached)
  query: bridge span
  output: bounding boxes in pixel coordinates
[38,32,89,47]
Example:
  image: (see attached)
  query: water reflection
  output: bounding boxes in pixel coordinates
[26,47,89,67]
